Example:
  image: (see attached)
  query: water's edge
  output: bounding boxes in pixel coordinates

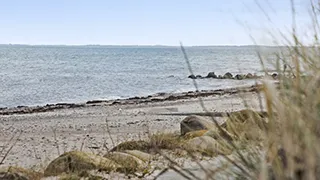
[0,84,265,115]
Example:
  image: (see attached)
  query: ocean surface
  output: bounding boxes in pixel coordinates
[0,45,281,107]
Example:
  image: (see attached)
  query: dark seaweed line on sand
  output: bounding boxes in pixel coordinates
[0,85,264,116]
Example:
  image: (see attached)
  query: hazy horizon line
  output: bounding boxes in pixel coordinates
[0,43,287,47]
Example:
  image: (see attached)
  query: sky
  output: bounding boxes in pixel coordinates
[0,0,312,46]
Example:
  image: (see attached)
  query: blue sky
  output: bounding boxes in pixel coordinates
[0,0,311,45]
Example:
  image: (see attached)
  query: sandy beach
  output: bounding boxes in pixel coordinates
[0,85,265,176]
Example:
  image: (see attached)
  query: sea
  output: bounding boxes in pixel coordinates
[0,45,282,108]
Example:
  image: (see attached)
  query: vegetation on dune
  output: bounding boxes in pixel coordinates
[233,2,320,180]
[2,1,320,180]
[174,1,320,179]
[0,166,43,180]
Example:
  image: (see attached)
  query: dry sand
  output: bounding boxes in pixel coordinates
[0,90,265,178]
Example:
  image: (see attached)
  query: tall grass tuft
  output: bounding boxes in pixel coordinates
[231,1,320,179]
[173,1,320,179]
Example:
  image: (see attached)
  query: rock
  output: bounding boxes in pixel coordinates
[0,166,43,180]
[44,151,121,177]
[185,136,232,156]
[188,75,196,79]
[223,72,233,79]
[104,152,148,173]
[206,72,217,78]
[180,115,216,135]
[234,74,245,80]
[184,130,208,139]
[245,73,254,79]
[110,140,150,152]
[124,150,153,162]
[204,128,236,141]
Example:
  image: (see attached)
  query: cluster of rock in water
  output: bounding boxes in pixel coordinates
[188,72,279,80]
[0,109,269,179]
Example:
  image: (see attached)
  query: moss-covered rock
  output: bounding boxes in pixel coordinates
[104,152,148,173]
[185,136,232,156]
[0,166,43,180]
[184,130,208,139]
[44,151,121,177]
[204,127,236,141]
[124,150,153,162]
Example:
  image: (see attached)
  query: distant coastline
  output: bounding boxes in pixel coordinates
[0,44,287,48]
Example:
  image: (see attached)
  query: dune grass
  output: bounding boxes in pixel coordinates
[234,1,320,179]
[1,1,319,180]
[168,1,320,179]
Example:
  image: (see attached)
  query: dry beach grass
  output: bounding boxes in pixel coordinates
[1,1,320,180]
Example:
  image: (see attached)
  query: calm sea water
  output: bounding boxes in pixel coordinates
[0,45,280,107]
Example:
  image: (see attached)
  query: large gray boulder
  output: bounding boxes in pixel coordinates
[180,115,216,135]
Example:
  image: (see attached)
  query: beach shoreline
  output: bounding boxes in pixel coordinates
[0,84,263,116]
[0,83,266,172]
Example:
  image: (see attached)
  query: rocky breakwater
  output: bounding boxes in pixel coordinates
[188,71,280,80]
